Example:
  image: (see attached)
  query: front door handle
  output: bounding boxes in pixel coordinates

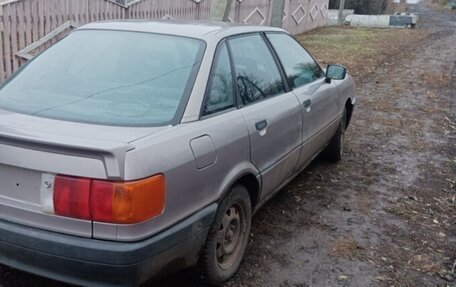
[255,120,268,131]
[303,99,312,112]
[303,99,312,108]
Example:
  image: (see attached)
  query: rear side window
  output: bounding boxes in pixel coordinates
[202,42,235,116]
[229,34,285,106]
[0,30,205,126]
[267,33,324,88]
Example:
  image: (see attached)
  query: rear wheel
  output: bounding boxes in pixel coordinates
[325,110,346,162]
[198,185,252,285]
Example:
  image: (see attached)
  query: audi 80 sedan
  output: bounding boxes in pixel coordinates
[0,21,355,286]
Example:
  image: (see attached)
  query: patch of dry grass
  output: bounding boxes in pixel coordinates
[331,237,363,258]
[408,254,443,274]
[385,204,415,220]
[357,195,373,215]
[430,1,454,11]
[421,72,452,88]
[298,26,429,79]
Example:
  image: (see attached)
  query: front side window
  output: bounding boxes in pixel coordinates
[229,34,285,106]
[0,30,205,126]
[202,42,234,116]
[267,33,324,89]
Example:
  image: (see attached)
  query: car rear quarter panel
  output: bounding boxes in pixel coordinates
[94,109,257,241]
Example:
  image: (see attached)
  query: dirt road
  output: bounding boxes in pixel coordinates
[1,3,455,287]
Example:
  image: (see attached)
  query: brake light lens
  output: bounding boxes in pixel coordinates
[54,176,91,220]
[52,174,165,224]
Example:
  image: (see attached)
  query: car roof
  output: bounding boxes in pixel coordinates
[77,20,286,40]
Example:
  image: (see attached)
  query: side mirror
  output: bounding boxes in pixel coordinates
[326,64,347,83]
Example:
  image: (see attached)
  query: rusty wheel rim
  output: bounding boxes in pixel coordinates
[216,203,245,270]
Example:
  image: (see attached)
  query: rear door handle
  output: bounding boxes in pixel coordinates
[255,120,268,131]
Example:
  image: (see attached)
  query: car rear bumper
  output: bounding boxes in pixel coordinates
[0,204,217,287]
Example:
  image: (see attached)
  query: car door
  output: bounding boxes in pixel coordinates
[266,33,340,170]
[228,34,303,201]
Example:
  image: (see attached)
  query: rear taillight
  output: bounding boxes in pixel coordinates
[54,176,91,220]
[51,174,165,224]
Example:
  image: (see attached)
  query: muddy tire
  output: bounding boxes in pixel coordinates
[325,110,346,162]
[198,185,252,285]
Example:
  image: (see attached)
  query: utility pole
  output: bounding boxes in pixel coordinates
[210,0,233,21]
[338,0,346,24]
[270,0,285,27]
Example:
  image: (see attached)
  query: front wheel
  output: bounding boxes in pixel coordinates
[325,110,346,162]
[198,185,252,285]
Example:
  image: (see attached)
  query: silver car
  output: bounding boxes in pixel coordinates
[0,21,355,286]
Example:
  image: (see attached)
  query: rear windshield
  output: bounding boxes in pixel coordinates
[0,30,205,126]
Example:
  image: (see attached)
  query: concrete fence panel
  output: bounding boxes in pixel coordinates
[283,0,329,35]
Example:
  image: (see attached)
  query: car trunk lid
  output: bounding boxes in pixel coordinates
[0,110,169,237]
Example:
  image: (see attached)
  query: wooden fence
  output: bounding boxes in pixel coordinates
[0,0,329,82]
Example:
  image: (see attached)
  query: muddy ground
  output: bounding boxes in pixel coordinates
[1,3,455,287]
